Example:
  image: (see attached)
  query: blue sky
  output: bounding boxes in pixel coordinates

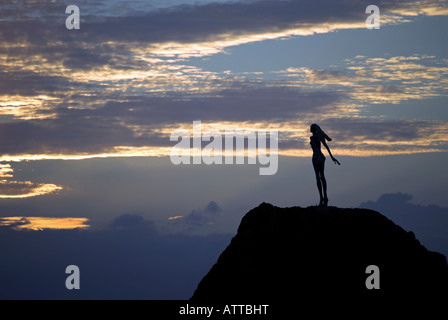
[0,0,447,299]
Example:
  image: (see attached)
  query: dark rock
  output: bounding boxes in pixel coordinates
[191,203,448,306]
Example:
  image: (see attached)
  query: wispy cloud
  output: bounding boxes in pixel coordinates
[277,55,448,105]
[0,180,63,199]
[0,164,63,198]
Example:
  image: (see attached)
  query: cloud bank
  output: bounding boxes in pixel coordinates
[0,0,447,193]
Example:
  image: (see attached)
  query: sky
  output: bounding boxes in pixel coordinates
[0,0,447,299]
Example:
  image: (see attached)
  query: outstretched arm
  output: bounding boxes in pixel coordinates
[322,140,340,165]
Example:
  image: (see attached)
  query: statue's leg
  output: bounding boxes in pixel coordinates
[313,159,324,205]
[320,161,328,206]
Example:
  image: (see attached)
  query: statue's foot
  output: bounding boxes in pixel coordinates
[323,197,328,207]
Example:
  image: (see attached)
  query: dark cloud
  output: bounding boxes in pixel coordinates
[0,120,134,155]
[0,181,38,196]
[184,201,222,227]
[306,69,349,81]
[109,213,156,231]
[0,71,69,96]
[163,201,225,235]
[0,85,344,156]
[280,116,448,155]
[0,180,61,198]
[205,200,221,213]
[45,0,425,45]
[0,0,446,159]
[1,0,442,72]
[99,86,345,123]
[2,0,358,45]
[61,49,116,70]
[0,217,30,230]
[0,214,232,299]
[318,117,445,144]
[0,104,445,157]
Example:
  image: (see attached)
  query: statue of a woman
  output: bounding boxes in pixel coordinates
[310,124,340,206]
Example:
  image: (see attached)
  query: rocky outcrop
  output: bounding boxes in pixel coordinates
[191,203,448,304]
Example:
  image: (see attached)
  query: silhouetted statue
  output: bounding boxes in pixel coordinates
[310,124,340,206]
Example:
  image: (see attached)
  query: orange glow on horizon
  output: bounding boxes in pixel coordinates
[0,216,90,231]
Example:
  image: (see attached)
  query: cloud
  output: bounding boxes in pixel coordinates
[184,201,222,226]
[360,192,448,257]
[2,0,447,75]
[1,104,447,162]
[166,201,223,234]
[0,2,446,164]
[0,163,63,198]
[0,69,70,96]
[109,213,157,231]
[40,0,448,60]
[317,117,448,150]
[168,215,183,220]
[0,84,345,159]
[2,52,445,161]
[0,180,63,198]
[0,212,232,299]
[0,164,14,178]
[0,216,89,231]
[278,55,448,105]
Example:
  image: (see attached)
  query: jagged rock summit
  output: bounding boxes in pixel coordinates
[191,203,448,302]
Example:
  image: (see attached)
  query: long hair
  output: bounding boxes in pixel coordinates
[310,123,332,142]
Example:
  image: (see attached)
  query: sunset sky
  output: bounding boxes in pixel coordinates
[0,0,447,299]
